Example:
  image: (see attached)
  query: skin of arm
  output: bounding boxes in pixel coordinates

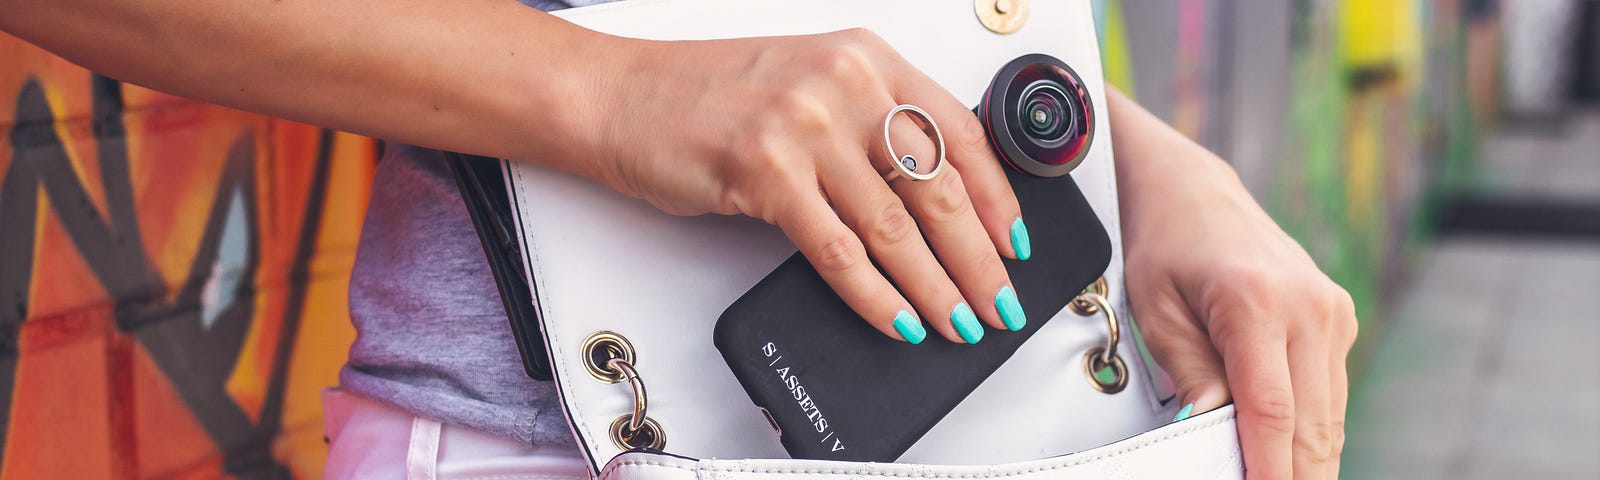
[0,0,620,178]
[0,0,1031,345]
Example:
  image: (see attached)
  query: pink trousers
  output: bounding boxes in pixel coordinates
[322,389,590,480]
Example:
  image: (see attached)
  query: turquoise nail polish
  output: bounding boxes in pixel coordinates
[1173,403,1195,422]
[893,310,925,345]
[1010,217,1031,261]
[995,285,1026,331]
[952,303,984,344]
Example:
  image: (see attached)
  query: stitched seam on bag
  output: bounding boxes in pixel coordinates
[511,165,604,471]
[600,412,1235,478]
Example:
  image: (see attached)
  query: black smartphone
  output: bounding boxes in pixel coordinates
[713,54,1114,462]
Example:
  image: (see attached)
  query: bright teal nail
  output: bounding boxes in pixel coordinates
[995,285,1026,331]
[1173,403,1195,422]
[1010,217,1031,261]
[952,303,983,344]
[893,310,925,345]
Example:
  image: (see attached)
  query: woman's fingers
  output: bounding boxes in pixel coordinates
[774,184,924,343]
[1126,284,1231,413]
[820,144,974,344]
[1288,323,1334,480]
[892,69,1027,261]
[876,114,1020,333]
[1328,290,1358,479]
[1213,313,1296,480]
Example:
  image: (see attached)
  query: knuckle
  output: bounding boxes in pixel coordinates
[925,173,972,219]
[951,113,992,153]
[1225,262,1280,295]
[1292,418,1340,466]
[1246,392,1298,436]
[812,44,874,81]
[811,233,860,273]
[772,89,831,129]
[970,250,1007,279]
[868,202,918,246]
[1203,262,1281,320]
[732,131,787,174]
[729,133,811,196]
[1325,283,1361,346]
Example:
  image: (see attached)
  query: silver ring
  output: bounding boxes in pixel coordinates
[882,104,946,182]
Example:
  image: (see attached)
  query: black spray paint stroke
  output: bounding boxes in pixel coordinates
[0,76,338,478]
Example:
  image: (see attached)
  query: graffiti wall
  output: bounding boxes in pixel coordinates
[0,34,375,479]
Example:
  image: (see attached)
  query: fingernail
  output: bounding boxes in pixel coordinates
[892,310,925,345]
[1172,403,1195,422]
[1010,217,1031,261]
[995,285,1026,331]
[952,303,984,344]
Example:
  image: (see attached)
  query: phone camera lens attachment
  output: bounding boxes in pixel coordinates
[977,54,1094,177]
[1021,83,1074,143]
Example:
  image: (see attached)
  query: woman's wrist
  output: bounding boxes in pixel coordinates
[486,24,645,176]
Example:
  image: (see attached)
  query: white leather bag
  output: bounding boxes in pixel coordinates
[501,0,1244,478]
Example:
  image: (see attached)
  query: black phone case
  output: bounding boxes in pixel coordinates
[713,167,1112,462]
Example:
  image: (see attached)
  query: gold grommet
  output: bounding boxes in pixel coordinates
[1083,346,1128,394]
[975,0,1029,34]
[609,415,666,451]
[1070,277,1110,315]
[581,331,635,383]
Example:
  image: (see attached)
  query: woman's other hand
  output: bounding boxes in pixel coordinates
[1109,88,1358,480]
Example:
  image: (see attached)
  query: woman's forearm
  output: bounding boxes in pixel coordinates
[0,0,624,174]
[1106,87,1263,235]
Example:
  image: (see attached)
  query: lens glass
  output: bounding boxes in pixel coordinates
[1018,82,1074,145]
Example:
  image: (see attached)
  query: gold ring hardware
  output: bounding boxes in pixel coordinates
[1082,346,1129,394]
[1071,288,1125,394]
[1069,276,1110,315]
[1072,292,1121,365]
[609,415,666,451]
[607,358,649,433]
[975,0,1029,34]
[581,331,635,383]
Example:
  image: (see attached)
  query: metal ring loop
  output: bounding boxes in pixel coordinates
[882,104,947,182]
[1069,276,1110,315]
[581,331,635,383]
[609,415,666,450]
[1082,346,1129,394]
[606,358,648,433]
[1072,292,1120,365]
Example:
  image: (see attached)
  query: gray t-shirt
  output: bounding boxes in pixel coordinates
[339,0,618,446]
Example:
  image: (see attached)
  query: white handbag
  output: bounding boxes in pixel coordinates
[499,0,1244,477]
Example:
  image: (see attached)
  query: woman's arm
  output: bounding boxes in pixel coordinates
[0,0,617,176]
[0,0,1033,346]
[1110,87,1358,480]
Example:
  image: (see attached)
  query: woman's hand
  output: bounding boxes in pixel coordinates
[563,30,1031,344]
[1108,88,1358,479]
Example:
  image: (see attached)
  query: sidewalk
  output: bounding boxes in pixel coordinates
[1341,111,1600,478]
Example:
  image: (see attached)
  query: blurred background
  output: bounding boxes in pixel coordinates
[0,0,1595,478]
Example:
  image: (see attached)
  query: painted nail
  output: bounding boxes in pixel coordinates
[1173,403,1195,422]
[952,303,984,344]
[995,285,1026,331]
[893,310,926,345]
[1010,217,1031,261]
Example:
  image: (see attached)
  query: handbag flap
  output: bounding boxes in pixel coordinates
[504,0,1164,473]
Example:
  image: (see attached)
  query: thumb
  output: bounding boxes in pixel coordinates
[1131,292,1231,418]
